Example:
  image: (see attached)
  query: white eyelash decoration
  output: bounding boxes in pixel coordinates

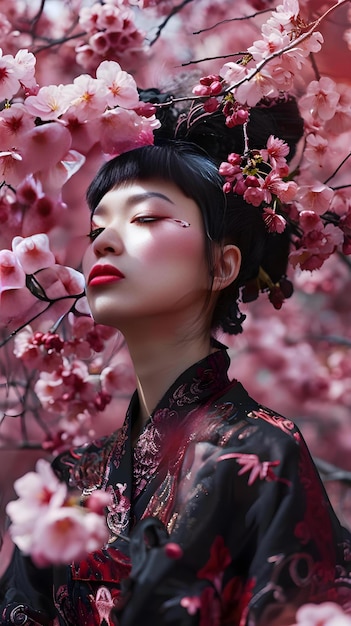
[165,219,190,228]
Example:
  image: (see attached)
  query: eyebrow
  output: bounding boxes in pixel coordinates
[94,191,175,215]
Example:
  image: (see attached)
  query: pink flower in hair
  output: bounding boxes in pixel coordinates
[263,171,297,203]
[263,208,287,233]
[261,135,290,171]
[243,184,266,207]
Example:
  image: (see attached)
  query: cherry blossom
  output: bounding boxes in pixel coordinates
[293,601,351,625]
[6,459,109,567]
[12,233,56,274]
[0,49,25,100]
[295,182,334,215]
[95,107,160,155]
[263,207,287,233]
[96,60,139,109]
[0,103,34,144]
[25,84,69,121]
[299,77,341,121]
[12,49,37,92]
[260,135,291,171]
[29,506,108,567]
[0,249,26,293]
[62,74,108,122]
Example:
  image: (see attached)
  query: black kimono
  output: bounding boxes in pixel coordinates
[2,347,351,626]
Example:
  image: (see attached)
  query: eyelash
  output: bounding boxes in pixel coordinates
[87,227,104,241]
[87,217,161,241]
[133,216,161,223]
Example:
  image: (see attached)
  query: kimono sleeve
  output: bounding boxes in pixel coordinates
[229,427,351,625]
[0,544,55,625]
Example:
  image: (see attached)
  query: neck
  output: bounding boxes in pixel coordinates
[121,317,213,425]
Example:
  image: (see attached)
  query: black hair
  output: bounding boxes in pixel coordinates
[87,95,303,335]
[87,140,268,334]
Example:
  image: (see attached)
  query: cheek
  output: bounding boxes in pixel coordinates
[136,231,205,266]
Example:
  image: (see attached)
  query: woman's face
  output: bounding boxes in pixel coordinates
[82,179,212,330]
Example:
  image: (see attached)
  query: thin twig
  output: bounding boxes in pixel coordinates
[193,8,274,35]
[224,0,351,94]
[148,0,195,46]
[324,151,351,185]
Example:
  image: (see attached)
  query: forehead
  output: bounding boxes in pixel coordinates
[93,179,201,217]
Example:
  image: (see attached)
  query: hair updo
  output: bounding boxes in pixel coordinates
[87,94,304,335]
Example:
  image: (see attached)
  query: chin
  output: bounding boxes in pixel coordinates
[88,307,118,329]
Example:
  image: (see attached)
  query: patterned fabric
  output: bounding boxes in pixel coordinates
[1,347,351,626]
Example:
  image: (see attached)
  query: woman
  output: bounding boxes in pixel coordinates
[2,139,351,626]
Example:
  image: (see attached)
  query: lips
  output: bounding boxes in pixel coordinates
[88,264,125,287]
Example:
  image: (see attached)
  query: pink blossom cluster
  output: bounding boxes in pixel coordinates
[0,233,85,331]
[219,135,298,233]
[292,74,351,270]
[76,1,147,74]
[219,0,323,107]
[6,458,110,567]
[191,0,351,273]
[1,58,159,187]
[12,317,126,452]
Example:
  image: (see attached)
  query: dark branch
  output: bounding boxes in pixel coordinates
[148,0,195,46]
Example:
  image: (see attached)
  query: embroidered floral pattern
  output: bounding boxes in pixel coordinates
[106,482,131,539]
[216,452,291,486]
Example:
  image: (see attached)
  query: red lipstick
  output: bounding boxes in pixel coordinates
[88,264,125,287]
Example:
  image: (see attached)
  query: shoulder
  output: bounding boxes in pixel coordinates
[208,381,303,456]
[51,428,122,490]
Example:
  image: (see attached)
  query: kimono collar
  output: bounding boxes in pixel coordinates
[129,343,232,428]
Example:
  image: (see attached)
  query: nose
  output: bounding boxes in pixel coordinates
[92,227,124,257]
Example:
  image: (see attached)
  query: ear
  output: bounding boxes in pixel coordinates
[212,244,241,292]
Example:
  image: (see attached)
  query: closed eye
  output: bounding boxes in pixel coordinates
[133,216,161,224]
[87,227,105,241]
